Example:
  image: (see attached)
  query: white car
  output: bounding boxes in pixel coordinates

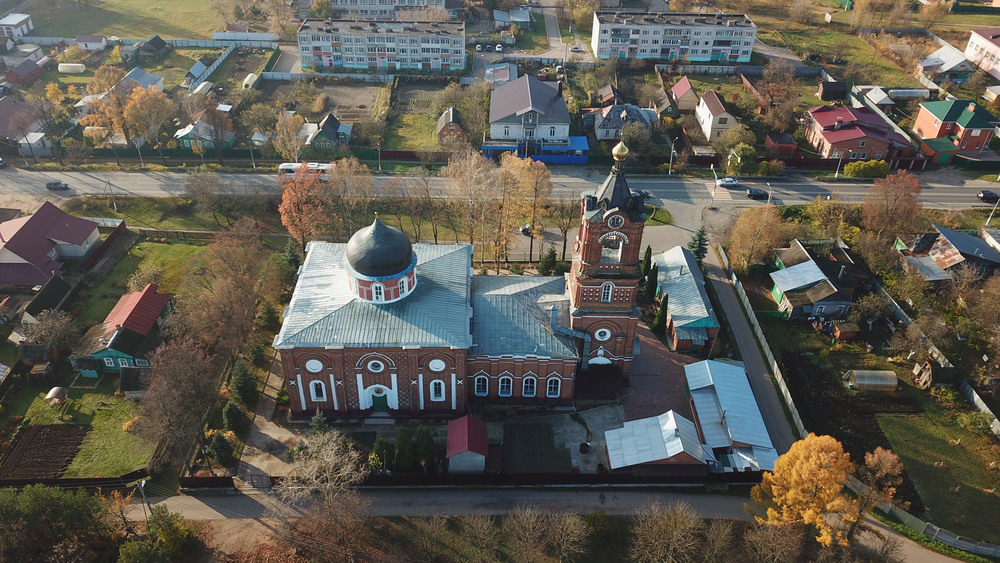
[570,45,583,53]
[715,177,739,187]
[475,44,482,52]
[496,44,503,52]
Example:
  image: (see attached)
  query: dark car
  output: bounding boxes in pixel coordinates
[979,190,999,203]
[746,187,767,200]
[45,180,69,191]
[0,157,6,168]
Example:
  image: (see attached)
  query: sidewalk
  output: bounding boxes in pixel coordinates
[234,351,300,490]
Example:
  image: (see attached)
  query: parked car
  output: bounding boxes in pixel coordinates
[496,44,503,52]
[715,177,739,187]
[979,190,999,203]
[45,180,69,191]
[746,187,767,200]
[0,157,6,168]
[475,44,482,52]
[570,45,583,52]
[486,44,494,51]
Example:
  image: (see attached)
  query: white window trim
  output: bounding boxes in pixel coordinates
[310,380,327,402]
[601,282,613,304]
[474,376,488,396]
[104,357,115,367]
[430,379,445,401]
[499,376,513,397]
[523,377,536,397]
[372,283,385,302]
[546,378,561,398]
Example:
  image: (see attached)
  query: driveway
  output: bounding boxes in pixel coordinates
[271,44,303,73]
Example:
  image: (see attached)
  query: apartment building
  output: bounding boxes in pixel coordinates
[324,0,461,19]
[590,12,756,62]
[298,19,466,72]
[965,28,1000,81]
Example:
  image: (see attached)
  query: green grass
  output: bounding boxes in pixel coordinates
[878,408,1000,544]
[30,0,223,39]
[516,16,549,55]
[19,378,155,478]
[645,205,672,226]
[37,67,96,89]
[149,49,223,91]
[62,195,286,233]
[383,114,440,151]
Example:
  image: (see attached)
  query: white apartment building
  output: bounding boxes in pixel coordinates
[591,12,756,63]
[965,28,1000,81]
[326,0,461,19]
[298,19,466,72]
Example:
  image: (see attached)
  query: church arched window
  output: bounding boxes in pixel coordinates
[601,282,614,304]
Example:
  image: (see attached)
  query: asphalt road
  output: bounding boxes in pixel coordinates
[3,167,997,210]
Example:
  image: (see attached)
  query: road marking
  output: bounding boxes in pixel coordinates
[709,184,733,200]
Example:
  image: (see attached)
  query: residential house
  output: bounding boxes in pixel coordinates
[1,43,41,67]
[446,415,488,473]
[306,112,352,149]
[75,283,172,376]
[325,0,461,19]
[138,35,169,61]
[652,246,719,355]
[6,59,42,86]
[185,60,208,85]
[648,86,678,119]
[485,62,517,87]
[986,85,1000,103]
[764,132,797,156]
[436,107,465,147]
[670,76,699,112]
[509,7,532,27]
[484,75,588,161]
[297,19,466,72]
[590,103,657,141]
[912,100,1000,162]
[895,224,1000,280]
[18,131,53,158]
[817,81,848,102]
[173,109,236,150]
[857,86,895,111]
[493,9,511,29]
[75,34,107,51]
[604,410,713,477]
[804,105,914,161]
[591,12,756,62]
[769,240,857,320]
[21,276,72,324]
[695,90,738,142]
[0,201,100,286]
[598,84,620,107]
[0,13,32,39]
[118,67,164,93]
[965,27,1000,80]
[917,44,974,84]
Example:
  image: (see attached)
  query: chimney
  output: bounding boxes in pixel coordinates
[834,117,842,130]
[969,102,977,112]
[556,80,563,96]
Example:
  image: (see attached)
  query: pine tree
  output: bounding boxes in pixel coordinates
[229,361,257,405]
[310,408,328,433]
[687,226,709,265]
[395,426,415,471]
[644,263,659,301]
[285,238,302,271]
[222,401,245,432]
[209,432,234,464]
[538,248,557,276]
[651,294,668,334]
[416,425,435,474]
[642,245,652,275]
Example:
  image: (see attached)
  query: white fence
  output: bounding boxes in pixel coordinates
[21,36,278,49]
[212,32,279,41]
[260,71,395,83]
[189,43,235,90]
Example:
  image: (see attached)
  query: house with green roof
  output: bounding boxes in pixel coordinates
[912,100,1000,163]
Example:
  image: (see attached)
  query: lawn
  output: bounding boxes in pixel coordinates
[20,378,155,478]
[63,195,286,233]
[879,408,1000,544]
[383,114,439,151]
[29,0,223,39]
[149,49,224,92]
[74,241,209,327]
[516,15,549,55]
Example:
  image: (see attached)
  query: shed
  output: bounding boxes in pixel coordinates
[845,369,897,391]
[832,322,859,340]
[446,414,488,474]
[764,132,797,156]
[818,81,848,101]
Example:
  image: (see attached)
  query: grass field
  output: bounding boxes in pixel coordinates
[19,378,155,478]
[383,114,439,151]
[517,16,549,55]
[30,0,223,40]
[63,195,285,233]
[150,49,223,91]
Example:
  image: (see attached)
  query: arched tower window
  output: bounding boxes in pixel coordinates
[399,276,408,296]
[546,378,561,398]
[601,282,614,304]
[499,376,513,397]
[430,379,445,401]
[601,235,623,264]
[523,377,536,397]
[372,283,384,302]
[474,376,488,396]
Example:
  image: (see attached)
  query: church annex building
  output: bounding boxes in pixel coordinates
[273,143,648,418]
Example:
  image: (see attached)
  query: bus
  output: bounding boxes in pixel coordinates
[277,162,334,180]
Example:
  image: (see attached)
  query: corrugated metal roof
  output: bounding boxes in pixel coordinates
[934,224,1000,265]
[770,259,827,293]
[470,275,576,358]
[653,246,719,330]
[685,360,775,453]
[604,410,712,469]
[904,255,951,282]
[274,242,473,349]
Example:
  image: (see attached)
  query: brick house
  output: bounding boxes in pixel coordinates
[6,60,42,86]
[912,100,1000,163]
[805,105,914,161]
[436,107,465,147]
[0,13,32,39]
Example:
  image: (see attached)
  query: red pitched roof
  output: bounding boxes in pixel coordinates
[446,415,488,458]
[671,76,696,100]
[102,283,172,338]
[700,89,734,117]
[0,201,98,286]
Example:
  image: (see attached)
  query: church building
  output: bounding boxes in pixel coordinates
[273,142,647,418]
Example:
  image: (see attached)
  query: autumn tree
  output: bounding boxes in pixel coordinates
[846,447,903,541]
[88,65,127,96]
[441,150,496,252]
[0,485,113,560]
[107,44,123,65]
[713,122,755,155]
[9,112,38,163]
[239,102,278,144]
[201,106,233,164]
[25,92,67,165]
[24,309,79,353]
[519,158,553,262]
[629,500,703,563]
[124,86,175,165]
[726,205,791,274]
[550,198,579,261]
[279,166,341,249]
[326,157,375,235]
[45,82,63,105]
[138,338,218,472]
[861,170,922,239]
[848,292,892,330]
[918,0,951,29]
[750,433,857,547]
[621,122,653,156]
[488,152,536,271]
[803,195,847,239]
[273,111,306,162]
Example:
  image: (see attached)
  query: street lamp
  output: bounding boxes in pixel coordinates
[135,139,144,167]
[767,182,773,205]
[668,136,677,175]
[834,152,845,178]
[377,142,382,172]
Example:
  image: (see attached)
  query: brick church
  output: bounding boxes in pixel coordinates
[273,141,647,418]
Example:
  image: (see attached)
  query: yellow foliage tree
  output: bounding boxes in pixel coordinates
[750,433,857,547]
[45,82,62,105]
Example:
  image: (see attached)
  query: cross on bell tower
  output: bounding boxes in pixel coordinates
[568,140,647,382]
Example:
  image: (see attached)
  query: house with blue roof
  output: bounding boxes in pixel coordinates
[894,224,1000,280]
[651,246,718,355]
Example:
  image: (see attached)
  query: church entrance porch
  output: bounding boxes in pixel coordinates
[372,395,389,413]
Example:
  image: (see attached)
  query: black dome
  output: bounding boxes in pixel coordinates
[345,218,414,277]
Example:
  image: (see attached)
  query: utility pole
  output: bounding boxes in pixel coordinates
[137,480,152,525]
[986,196,1000,227]
[103,179,117,212]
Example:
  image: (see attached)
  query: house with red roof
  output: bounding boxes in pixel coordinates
[804,105,914,162]
[0,201,100,286]
[75,283,172,377]
[695,90,739,142]
[446,414,489,473]
[670,76,699,112]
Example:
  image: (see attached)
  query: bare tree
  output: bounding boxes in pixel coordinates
[847,447,904,541]
[184,167,231,225]
[629,501,703,563]
[551,198,579,261]
[274,430,369,505]
[273,112,306,162]
[861,170,922,239]
[502,506,546,561]
[461,515,501,561]
[9,111,38,164]
[703,520,734,563]
[441,151,496,253]
[918,0,951,29]
[327,157,375,236]
[201,107,233,164]
[24,310,79,353]
[742,522,804,563]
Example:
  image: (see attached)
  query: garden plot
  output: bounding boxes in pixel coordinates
[0,425,89,479]
[260,81,381,125]
[384,83,441,151]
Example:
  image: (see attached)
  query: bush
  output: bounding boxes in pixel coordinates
[311,93,329,114]
[538,248,557,275]
[119,541,169,563]
[843,160,890,178]
[553,261,571,275]
[257,302,279,330]
[249,344,267,366]
[222,401,246,433]
[276,387,289,406]
[395,426,415,471]
[148,505,191,556]
[509,263,523,275]
[229,361,257,405]
[209,430,235,464]
[758,159,785,176]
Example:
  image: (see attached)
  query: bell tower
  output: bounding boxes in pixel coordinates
[568,141,646,380]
